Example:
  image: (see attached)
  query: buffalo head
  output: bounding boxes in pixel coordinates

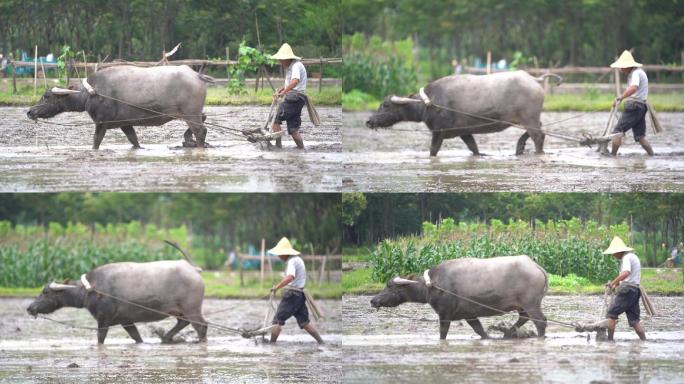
[365,95,421,129]
[370,276,422,308]
[26,87,82,120]
[26,281,80,317]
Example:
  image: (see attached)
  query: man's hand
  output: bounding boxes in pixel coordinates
[274,88,285,99]
[612,97,622,108]
[270,286,277,294]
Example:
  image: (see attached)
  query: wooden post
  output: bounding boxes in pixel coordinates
[33,45,38,96]
[260,238,265,289]
[614,68,621,97]
[11,62,17,94]
[486,51,491,74]
[238,250,244,287]
[318,255,326,287]
[319,57,323,93]
[266,245,273,278]
[82,51,88,78]
[40,60,47,88]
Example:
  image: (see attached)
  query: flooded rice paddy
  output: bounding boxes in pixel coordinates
[0,106,342,192]
[0,298,342,383]
[342,112,684,192]
[342,295,684,383]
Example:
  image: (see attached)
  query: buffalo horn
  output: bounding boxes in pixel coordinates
[50,87,80,95]
[48,282,77,291]
[390,96,418,104]
[392,277,419,285]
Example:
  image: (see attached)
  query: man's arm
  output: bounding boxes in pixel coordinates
[272,275,294,292]
[609,270,630,289]
[613,85,638,107]
[277,78,300,97]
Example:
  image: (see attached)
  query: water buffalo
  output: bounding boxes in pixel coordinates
[27,65,214,149]
[27,260,207,344]
[370,255,548,339]
[366,71,562,156]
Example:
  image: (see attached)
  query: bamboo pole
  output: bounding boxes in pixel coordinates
[40,60,47,88]
[33,45,38,96]
[319,57,323,93]
[260,238,265,289]
[486,51,491,74]
[318,256,326,287]
[614,68,621,97]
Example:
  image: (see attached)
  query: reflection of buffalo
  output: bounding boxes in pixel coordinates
[27,260,207,344]
[366,71,562,156]
[27,65,214,149]
[371,255,548,339]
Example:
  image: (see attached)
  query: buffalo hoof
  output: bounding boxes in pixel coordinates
[182,140,197,148]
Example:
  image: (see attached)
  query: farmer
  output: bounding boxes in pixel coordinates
[603,236,646,341]
[268,237,324,344]
[609,50,654,156]
[270,43,308,150]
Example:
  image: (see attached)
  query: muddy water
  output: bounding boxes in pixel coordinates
[342,112,684,192]
[0,298,341,383]
[342,295,684,383]
[0,106,342,192]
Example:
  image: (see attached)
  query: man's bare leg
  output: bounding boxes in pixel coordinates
[303,323,324,344]
[270,324,282,343]
[611,135,622,156]
[638,137,654,156]
[606,318,617,341]
[292,130,305,150]
[272,123,283,148]
[632,321,646,340]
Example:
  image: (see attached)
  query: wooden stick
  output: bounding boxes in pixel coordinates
[238,249,244,287]
[319,57,323,93]
[11,62,17,94]
[614,68,621,97]
[33,45,38,96]
[318,255,326,287]
[260,239,265,289]
[486,51,491,74]
[40,59,47,88]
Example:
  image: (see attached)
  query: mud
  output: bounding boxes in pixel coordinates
[342,112,684,192]
[0,298,341,383]
[342,295,684,383]
[0,106,342,192]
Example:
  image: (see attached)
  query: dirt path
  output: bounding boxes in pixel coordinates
[0,297,341,383]
[342,112,684,192]
[0,106,342,192]
[342,295,684,383]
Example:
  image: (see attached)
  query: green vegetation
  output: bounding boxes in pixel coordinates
[369,218,625,284]
[0,84,340,107]
[343,267,683,296]
[0,270,342,299]
[227,42,276,95]
[341,89,684,112]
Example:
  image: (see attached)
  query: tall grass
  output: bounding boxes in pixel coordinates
[369,218,629,284]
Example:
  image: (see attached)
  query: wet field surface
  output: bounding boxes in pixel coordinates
[343,112,684,192]
[0,298,342,383]
[343,295,684,384]
[0,106,342,192]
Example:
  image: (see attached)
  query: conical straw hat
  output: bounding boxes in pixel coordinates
[271,43,301,60]
[610,50,642,68]
[602,236,634,255]
[268,237,300,256]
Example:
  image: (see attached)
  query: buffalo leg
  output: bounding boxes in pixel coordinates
[529,129,545,154]
[527,307,547,337]
[123,324,143,343]
[162,318,190,343]
[186,117,207,148]
[183,128,196,147]
[430,133,444,157]
[97,320,109,344]
[120,126,141,149]
[187,313,208,342]
[460,134,480,155]
[516,132,530,155]
[466,318,489,339]
[439,319,451,340]
[93,124,107,150]
[514,310,530,329]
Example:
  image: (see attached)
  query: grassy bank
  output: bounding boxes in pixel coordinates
[0,82,341,106]
[0,270,342,299]
[342,89,684,112]
[342,266,683,296]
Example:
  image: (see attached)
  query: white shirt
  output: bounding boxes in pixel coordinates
[627,68,648,102]
[285,255,306,288]
[620,252,641,286]
[285,60,307,93]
